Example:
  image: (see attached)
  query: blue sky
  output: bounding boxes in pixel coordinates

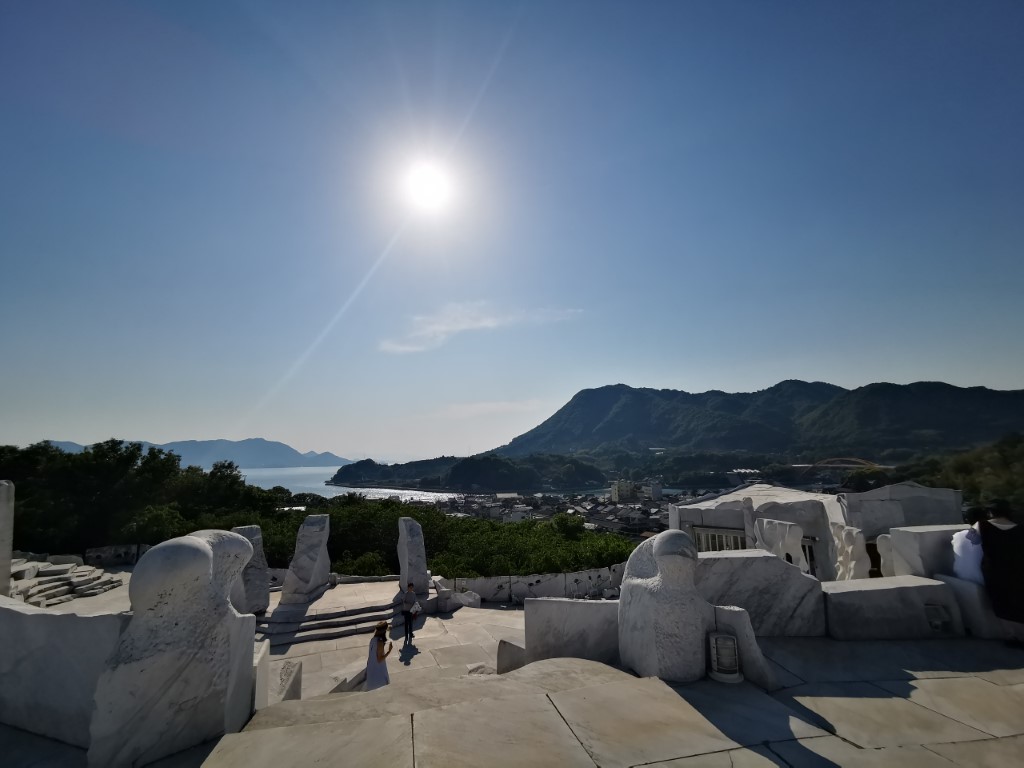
[2,1,1022,461]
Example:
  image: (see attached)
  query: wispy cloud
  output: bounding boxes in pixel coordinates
[433,399,548,420]
[380,301,580,353]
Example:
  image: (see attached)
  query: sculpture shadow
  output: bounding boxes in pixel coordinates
[667,680,839,767]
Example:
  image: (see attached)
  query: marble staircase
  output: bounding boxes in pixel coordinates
[256,601,395,648]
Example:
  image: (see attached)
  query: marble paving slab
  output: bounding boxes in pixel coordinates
[548,677,741,767]
[926,734,1024,767]
[668,680,827,744]
[772,681,991,748]
[204,714,413,768]
[430,642,490,667]
[769,736,957,767]
[414,693,596,768]
[873,677,1024,738]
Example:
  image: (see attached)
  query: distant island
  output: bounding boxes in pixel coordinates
[45,437,351,470]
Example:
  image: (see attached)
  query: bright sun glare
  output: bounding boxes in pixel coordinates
[403,160,454,215]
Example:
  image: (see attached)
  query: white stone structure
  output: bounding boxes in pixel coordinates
[876,533,895,577]
[87,529,256,767]
[823,576,964,640]
[281,514,331,605]
[230,525,270,614]
[890,524,969,578]
[830,522,870,580]
[753,517,809,573]
[619,530,773,686]
[842,482,962,534]
[438,564,624,603]
[397,517,429,594]
[1,481,13,597]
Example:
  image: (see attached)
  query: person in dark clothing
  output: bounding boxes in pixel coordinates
[978,500,1024,628]
[400,582,417,644]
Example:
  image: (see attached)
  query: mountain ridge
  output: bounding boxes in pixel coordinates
[495,380,1024,459]
[39,437,351,470]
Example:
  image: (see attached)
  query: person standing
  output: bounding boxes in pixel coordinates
[401,582,418,644]
[365,621,393,691]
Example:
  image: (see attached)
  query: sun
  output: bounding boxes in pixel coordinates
[402,160,454,215]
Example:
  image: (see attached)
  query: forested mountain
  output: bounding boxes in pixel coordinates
[496,380,1024,459]
[42,438,350,469]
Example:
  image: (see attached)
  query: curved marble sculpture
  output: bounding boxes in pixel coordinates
[230,524,270,614]
[754,517,810,574]
[831,522,871,580]
[619,529,773,685]
[281,514,331,604]
[87,530,256,768]
[398,516,429,594]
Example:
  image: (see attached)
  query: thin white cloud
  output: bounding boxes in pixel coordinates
[433,399,548,420]
[380,301,580,353]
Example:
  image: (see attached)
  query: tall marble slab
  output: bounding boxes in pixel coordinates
[0,481,12,597]
[230,525,270,614]
[398,517,429,594]
[281,514,331,604]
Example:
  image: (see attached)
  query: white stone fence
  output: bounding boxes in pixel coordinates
[437,564,625,603]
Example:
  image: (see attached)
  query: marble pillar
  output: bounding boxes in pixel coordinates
[398,517,429,594]
[281,514,331,604]
[0,481,13,598]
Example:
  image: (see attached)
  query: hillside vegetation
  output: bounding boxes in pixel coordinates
[0,440,632,576]
[496,380,1024,460]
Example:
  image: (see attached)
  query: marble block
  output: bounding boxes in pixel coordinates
[497,638,527,674]
[822,575,964,640]
[695,550,825,636]
[619,530,716,682]
[281,514,331,605]
[87,529,256,768]
[231,525,270,614]
[890,524,968,578]
[0,481,14,598]
[525,597,619,666]
[397,517,429,594]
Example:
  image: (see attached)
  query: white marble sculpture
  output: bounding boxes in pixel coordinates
[230,525,270,614]
[754,517,809,573]
[0,481,13,597]
[830,522,870,580]
[876,533,895,577]
[398,516,429,594]
[619,529,773,686]
[87,530,256,767]
[281,514,331,605]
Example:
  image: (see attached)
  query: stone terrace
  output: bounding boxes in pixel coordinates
[5,580,1024,767]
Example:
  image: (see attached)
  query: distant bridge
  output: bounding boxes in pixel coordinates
[795,457,885,476]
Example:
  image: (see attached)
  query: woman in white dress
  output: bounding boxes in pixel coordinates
[365,621,393,691]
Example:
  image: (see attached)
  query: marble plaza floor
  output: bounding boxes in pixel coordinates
[5,579,1024,767]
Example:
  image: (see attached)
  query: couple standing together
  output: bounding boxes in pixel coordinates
[365,582,421,691]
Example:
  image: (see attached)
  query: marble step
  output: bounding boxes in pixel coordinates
[259,601,395,626]
[258,616,389,648]
[258,610,393,636]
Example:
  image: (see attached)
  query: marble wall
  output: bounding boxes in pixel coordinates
[0,596,129,747]
[439,564,624,603]
[525,597,619,666]
[694,550,826,636]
